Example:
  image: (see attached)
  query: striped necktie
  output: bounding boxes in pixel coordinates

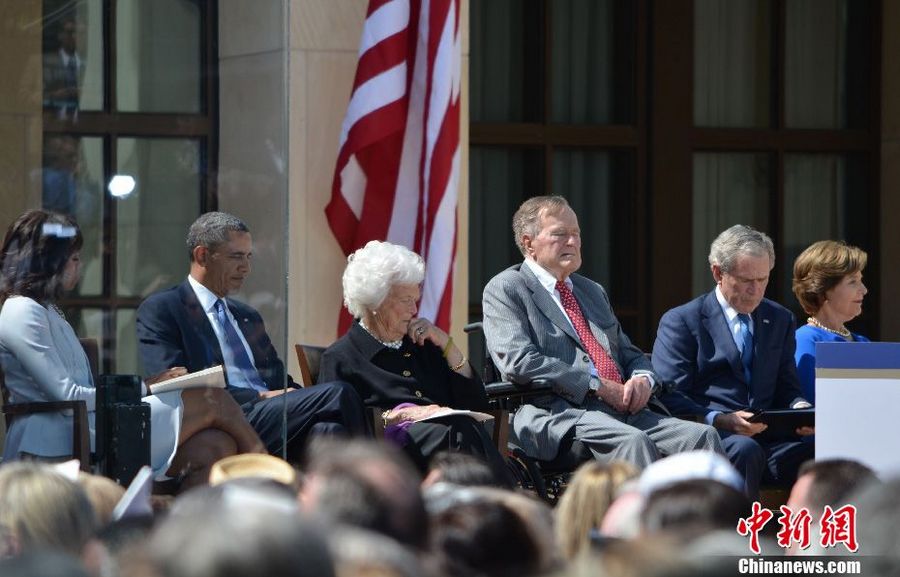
[214,299,267,392]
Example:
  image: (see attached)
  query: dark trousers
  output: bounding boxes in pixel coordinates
[722,431,815,501]
[233,381,369,458]
[405,414,509,483]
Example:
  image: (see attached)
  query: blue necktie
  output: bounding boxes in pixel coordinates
[214,299,267,392]
[738,313,754,382]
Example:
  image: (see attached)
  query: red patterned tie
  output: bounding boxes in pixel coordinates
[556,280,623,383]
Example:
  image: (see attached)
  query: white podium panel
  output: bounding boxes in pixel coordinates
[816,342,900,476]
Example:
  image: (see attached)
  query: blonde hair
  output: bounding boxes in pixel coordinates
[555,461,638,560]
[77,472,126,526]
[0,463,98,557]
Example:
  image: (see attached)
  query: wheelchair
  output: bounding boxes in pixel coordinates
[465,322,593,503]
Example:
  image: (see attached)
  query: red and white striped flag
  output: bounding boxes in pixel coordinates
[326,0,461,336]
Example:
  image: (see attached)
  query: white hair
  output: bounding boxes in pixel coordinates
[342,241,425,319]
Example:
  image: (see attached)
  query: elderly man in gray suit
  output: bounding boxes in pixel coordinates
[483,196,723,468]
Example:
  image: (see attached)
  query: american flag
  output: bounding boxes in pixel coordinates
[326,0,461,335]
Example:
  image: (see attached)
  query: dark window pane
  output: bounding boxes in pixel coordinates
[470,0,543,122]
[116,0,202,113]
[782,154,872,334]
[116,138,200,297]
[469,146,544,311]
[42,135,104,297]
[551,0,634,124]
[552,149,635,305]
[784,0,870,129]
[694,0,772,127]
[42,0,103,116]
[692,153,772,295]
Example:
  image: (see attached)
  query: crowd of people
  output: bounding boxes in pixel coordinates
[0,196,892,575]
[0,447,895,577]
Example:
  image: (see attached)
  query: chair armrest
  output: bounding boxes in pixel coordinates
[672,413,704,423]
[484,379,552,400]
[369,407,386,438]
[487,408,509,454]
[2,400,91,471]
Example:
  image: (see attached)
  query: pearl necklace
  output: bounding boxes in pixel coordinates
[359,320,403,349]
[807,316,851,339]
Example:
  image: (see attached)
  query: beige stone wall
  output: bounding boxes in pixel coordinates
[0,0,42,446]
[881,1,900,341]
[286,0,471,377]
[217,0,291,362]
[0,1,42,230]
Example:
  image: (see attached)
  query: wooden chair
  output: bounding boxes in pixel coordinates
[294,343,386,436]
[0,337,100,472]
[294,343,325,388]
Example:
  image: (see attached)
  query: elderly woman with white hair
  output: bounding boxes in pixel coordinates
[319,241,506,475]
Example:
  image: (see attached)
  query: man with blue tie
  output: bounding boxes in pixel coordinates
[652,224,815,499]
[137,212,368,461]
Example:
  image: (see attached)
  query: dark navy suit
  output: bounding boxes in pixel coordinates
[136,280,368,457]
[652,290,814,498]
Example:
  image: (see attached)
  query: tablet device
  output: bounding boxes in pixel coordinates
[747,408,815,440]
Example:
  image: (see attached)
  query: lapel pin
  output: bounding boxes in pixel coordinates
[762,319,770,324]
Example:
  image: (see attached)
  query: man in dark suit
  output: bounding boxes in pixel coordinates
[43,17,82,119]
[483,196,723,469]
[653,224,815,498]
[137,212,368,460]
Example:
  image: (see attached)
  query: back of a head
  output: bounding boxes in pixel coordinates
[555,460,638,560]
[431,498,542,577]
[794,458,878,512]
[328,527,426,577]
[425,451,510,489]
[0,550,91,577]
[0,462,97,558]
[77,472,126,527]
[637,450,745,497]
[852,477,900,573]
[304,439,428,550]
[855,476,900,542]
[641,479,751,543]
[149,483,333,577]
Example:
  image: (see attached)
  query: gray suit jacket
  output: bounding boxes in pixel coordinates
[483,263,656,460]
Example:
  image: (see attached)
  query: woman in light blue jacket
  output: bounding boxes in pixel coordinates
[0,209,263,490]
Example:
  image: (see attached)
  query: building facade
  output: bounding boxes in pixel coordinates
[1,0,897,387]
